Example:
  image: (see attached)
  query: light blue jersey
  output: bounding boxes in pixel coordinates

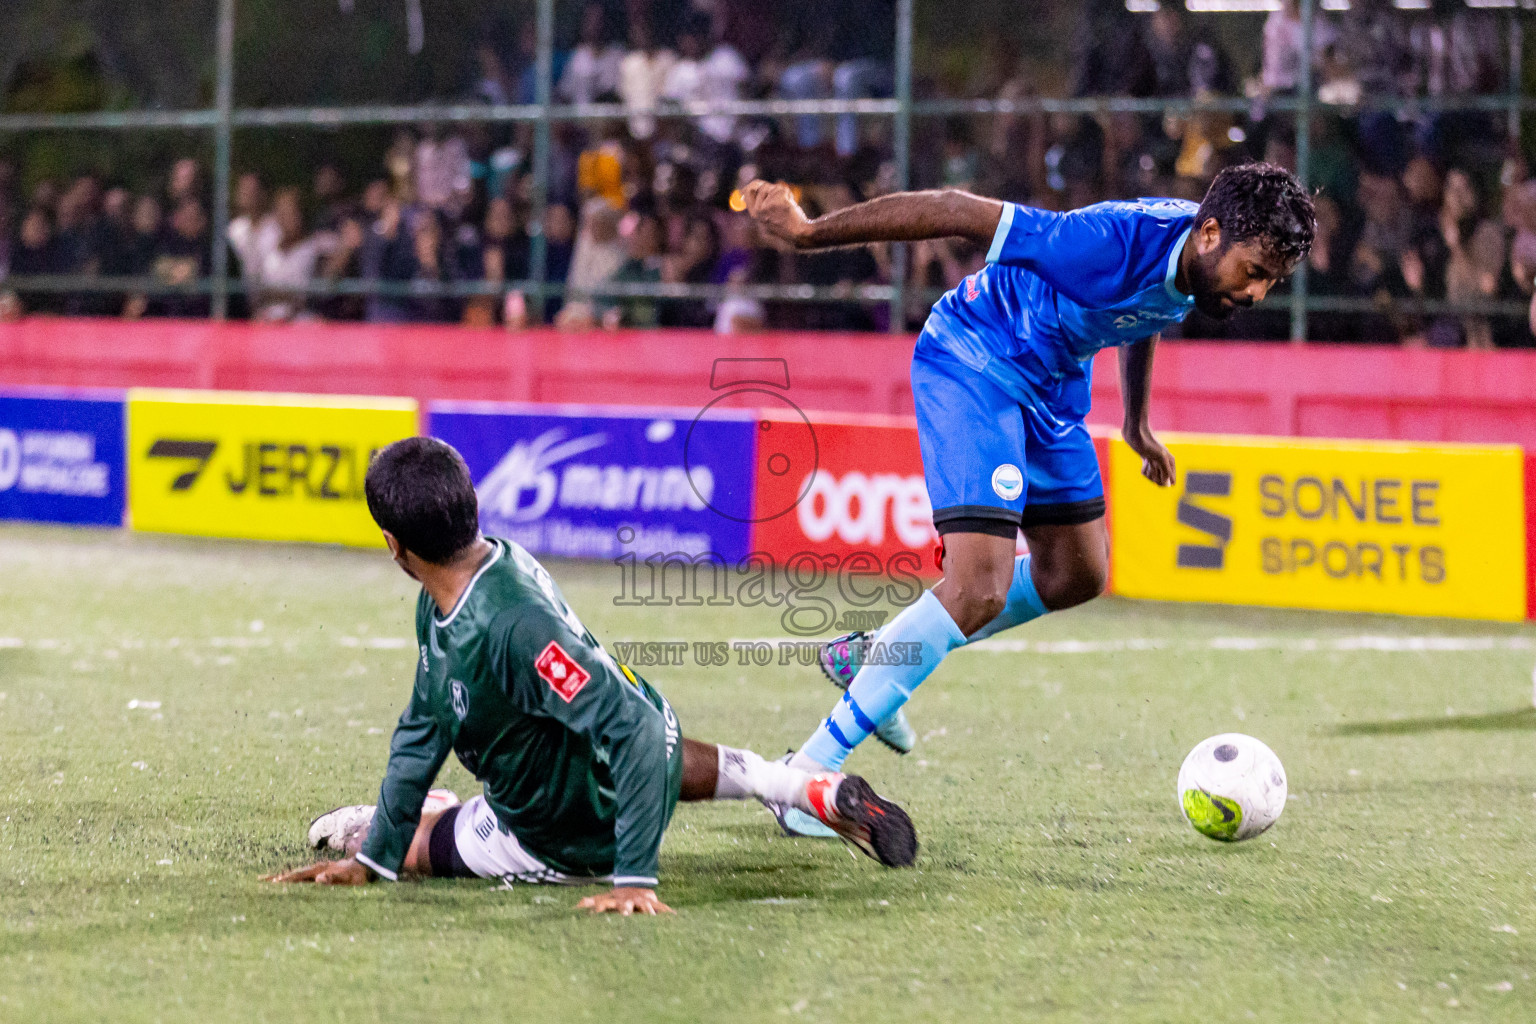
[801,198,1205,776]
[922,198,1197,422]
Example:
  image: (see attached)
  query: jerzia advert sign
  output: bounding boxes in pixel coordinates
[1110,433,1527,622]
[127,389,418,546]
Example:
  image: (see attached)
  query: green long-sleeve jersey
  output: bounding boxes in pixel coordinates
[356,538,683,887]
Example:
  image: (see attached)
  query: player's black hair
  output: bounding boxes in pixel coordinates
[364,437,481,565]
[1194,162,1316,268]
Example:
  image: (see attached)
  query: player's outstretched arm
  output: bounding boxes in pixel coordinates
[263,857,372,885]
[1119,335,1175,487]
[743,180,1003,251]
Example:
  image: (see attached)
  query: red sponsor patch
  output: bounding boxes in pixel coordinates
[535,641,591,703]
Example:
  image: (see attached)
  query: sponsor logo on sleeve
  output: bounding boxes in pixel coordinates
[534,640,591,703]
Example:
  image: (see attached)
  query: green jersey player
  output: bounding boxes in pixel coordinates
[267,437,916,915]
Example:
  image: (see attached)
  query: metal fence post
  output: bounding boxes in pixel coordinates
[528,0,555,324]
[888,0,913,334]
[1289,0,1313,344]
[1510,14,1523,147]
[211,0,236,321]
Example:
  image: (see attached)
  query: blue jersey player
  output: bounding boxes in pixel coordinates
[744,164,1315,823]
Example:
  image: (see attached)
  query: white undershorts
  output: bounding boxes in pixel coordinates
[452,795,609,886]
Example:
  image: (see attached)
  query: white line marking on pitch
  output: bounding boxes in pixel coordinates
[972,635,1536,654]
[338,636,412,649]
[2,634,1532,656]
[723,636,1536,655]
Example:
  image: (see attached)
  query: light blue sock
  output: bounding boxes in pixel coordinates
[797,590,965,771]
[964,554,1049,643]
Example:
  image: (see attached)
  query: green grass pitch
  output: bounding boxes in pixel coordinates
[3,523,1536,1022]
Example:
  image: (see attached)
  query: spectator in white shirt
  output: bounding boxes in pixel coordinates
[1260,0,1336,95]
[227,188,337,322]
[228,172,279,303]
[413,124,472,219]
[557,198,627,329]
[619,16,676,141]
[662,15,748,146]
[558,3,624,105]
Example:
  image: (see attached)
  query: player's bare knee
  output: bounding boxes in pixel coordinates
[948,586,1007,636]
[1036,563,1106,611]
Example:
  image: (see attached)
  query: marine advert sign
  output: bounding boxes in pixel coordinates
[429,402,756,563]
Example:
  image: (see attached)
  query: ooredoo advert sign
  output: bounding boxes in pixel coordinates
[750,412,936,570]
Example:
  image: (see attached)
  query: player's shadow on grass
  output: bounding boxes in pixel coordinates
[1331,707,1536,737]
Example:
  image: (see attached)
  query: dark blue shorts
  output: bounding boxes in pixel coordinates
[911,336,1105,538]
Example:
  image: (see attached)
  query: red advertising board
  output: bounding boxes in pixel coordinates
[748,414,1117,580]
[749,412,934,574]
[14,317,1536,451]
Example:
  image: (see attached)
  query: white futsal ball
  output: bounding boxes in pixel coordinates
[1177,733,1287,842]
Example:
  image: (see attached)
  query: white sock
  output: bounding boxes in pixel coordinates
[787,749,827,773]
[714,745,827,814]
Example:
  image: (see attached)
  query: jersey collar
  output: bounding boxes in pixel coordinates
[433,538,504,629]
[1164,226,1195,305]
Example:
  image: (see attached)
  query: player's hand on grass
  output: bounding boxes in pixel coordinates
[1125,426,1176,487]
[577,887,674,916]
[263,856,373,886]
[742,180,812,249]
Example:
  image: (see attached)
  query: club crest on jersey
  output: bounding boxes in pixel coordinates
[991,463,1024,501]
[450,679,468,721]
[535,641,591,703]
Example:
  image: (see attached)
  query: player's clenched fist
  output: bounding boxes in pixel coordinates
[1124,426,1176,487]
[742,180,812,248]
[576,887,674,916]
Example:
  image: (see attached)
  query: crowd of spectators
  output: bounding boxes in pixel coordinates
[1,0,1534,345]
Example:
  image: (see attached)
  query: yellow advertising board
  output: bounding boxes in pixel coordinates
[1109,433,1526,622]
[127,389,418,547]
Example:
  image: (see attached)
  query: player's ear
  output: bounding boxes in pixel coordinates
[383,531,419,579]
[1196,217,1223,255]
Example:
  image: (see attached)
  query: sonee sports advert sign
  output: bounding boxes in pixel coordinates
[1109,433,1526,622]
[127,389,418,547]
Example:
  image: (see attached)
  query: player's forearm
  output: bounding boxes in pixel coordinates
[1119,336,1158,436]
[799,190,1004,249]
[357,715,448,880]
[607,717,670,887]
